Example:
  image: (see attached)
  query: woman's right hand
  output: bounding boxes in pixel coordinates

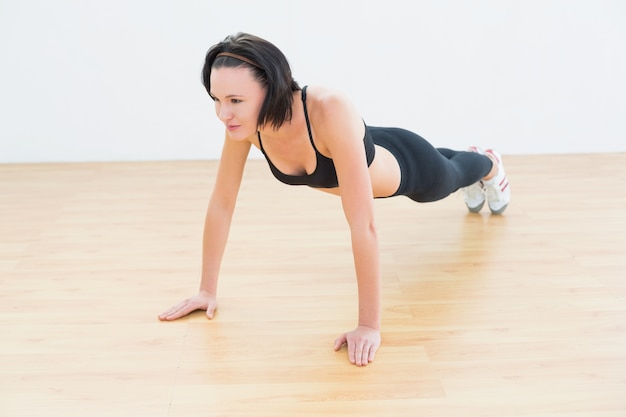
[158,290,217,321]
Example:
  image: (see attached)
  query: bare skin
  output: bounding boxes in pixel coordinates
[158,66,497,366]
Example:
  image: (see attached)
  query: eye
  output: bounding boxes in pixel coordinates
[230,98,242,104]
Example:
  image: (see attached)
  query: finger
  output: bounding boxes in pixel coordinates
[158,306,181,321]
[354,343,365,366]
[361,344,376,366]
[206,304,217,319]
[348,341,359,365]
[159,304,187,320]
[334,334,347,351]
[159,301,194,321]
[367,344,377,363]
[158,310,183,321]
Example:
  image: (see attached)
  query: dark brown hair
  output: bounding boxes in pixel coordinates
[202,33,300,130]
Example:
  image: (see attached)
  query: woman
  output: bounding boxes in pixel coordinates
[158,33,510,367]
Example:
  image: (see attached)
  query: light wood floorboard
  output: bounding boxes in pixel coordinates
[1,153,625,417]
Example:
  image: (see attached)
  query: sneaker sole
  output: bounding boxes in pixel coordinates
[489,203,508,215]
[466,200,485,213]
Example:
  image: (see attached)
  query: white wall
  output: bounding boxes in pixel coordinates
[1,0,625,163]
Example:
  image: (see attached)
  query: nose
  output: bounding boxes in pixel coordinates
[216,103,233,123]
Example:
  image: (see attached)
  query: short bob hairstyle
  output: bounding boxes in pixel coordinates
[202,33,300,130]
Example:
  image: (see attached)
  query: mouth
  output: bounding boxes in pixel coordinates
[227,124,240,131]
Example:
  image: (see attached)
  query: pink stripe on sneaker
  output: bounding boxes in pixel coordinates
[500,176,509,191]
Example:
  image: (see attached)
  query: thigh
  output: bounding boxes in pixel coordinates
[370,127,463,202]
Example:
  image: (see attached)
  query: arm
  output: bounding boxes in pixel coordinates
[317,92,382,366]
[159,135,251,320]
[199,136,251,295]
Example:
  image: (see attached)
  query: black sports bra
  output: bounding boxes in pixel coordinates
[258,86,375,188]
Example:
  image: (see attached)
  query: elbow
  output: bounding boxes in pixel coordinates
[366,218,378,237]
[351,217,378,241]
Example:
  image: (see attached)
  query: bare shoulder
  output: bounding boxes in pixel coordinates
[305,85,362,132]
[306,85,355,114]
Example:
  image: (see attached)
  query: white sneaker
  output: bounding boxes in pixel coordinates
[462,146,486,213]
[483,149,510,215]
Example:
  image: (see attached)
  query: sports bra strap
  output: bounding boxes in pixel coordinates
[301,86,320,153]
[258,86,316,155]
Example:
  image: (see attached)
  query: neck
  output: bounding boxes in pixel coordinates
[258,91,304,141]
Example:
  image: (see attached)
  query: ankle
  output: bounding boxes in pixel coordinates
[482,154,498,181]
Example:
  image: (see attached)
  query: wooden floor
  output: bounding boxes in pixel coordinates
[1,153,625,417]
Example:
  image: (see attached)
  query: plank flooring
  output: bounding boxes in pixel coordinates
[1,153,625,417]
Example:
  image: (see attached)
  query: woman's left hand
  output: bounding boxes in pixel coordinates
[334,325,381,366]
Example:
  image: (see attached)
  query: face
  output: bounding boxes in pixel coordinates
[209,66,266,141]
